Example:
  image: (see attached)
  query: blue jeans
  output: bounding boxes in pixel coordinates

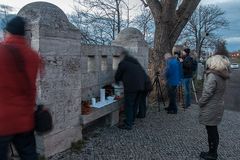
[0,131,37,160]
[167,85,178,112]
[183,78,192,108]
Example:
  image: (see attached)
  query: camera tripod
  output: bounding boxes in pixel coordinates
[152,72,166,112]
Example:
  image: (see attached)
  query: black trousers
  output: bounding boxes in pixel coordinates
[136,91,148,118]
[167,85,178,112]
[0,131,37,160]
[206,126,219,154]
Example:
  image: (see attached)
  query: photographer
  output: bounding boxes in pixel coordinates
[164,53,181,114]
[182,48,194,109]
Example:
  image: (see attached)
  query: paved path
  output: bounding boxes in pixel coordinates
[50,105,240,160]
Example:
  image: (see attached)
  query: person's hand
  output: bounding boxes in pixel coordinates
[179,58,183,62]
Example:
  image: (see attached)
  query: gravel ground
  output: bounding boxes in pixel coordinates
[49,105,240,160]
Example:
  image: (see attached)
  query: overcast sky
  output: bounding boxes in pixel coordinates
[0,0,239,51]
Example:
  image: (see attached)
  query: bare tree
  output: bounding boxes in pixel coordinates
[0,4,14,29]
[132,7,154,45]
[179,5,229,57]
[68,11,114,45]
[215,39,229,57]
[141,0,201,72]
[74,0,131,40]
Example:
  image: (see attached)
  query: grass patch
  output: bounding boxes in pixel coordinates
[71,140,85,152]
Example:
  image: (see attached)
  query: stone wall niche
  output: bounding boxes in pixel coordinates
[18,2,82,157]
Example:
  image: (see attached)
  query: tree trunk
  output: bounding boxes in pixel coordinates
[145,0,201,74]
[152,21,177,74]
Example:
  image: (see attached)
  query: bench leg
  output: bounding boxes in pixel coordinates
[105,110,119,127]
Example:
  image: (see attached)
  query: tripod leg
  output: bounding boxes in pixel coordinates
[156,82,161,112]
[192,80,198,103]
[158,82,165,106]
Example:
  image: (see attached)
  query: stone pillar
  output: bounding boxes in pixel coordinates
[18,2,82,157]
[112,27,149,71]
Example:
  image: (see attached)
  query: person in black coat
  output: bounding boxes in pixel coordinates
[182,48,194,109]
[115,50,149,130]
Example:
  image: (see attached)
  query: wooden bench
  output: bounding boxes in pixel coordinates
[80,99,124,128]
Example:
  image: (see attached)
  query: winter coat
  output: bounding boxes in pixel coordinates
[0,35,43,136]
[165,57,181,86]
[182,56,194,78]
[115,55,146,94]
[199,69,230,126]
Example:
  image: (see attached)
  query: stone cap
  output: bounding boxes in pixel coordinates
[18,2,77,31]
[114,27,144,42]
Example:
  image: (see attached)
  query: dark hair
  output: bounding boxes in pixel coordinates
[120,49,129,56]
[174,51,180,57]
[184,48,190,55]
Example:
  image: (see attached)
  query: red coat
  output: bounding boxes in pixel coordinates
[0,35,43,136]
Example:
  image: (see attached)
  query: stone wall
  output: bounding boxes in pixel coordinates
[80,45,124,101]
[17,2,149,157]
[18,2,82,156]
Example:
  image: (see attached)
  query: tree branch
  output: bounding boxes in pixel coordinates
[170,0,201,42]
[145,0,162,20]
[176,0,189,17]
[140,0,148,7]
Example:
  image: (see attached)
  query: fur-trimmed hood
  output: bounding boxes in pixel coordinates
[206,69,230,80]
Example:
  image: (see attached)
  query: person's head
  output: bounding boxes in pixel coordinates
[164,53,172,61]
[206,55,230,71]
[120,49,129,61]
[174,51,181,58]
[172,45,184,56]
[183,48,190,57]
[4,16,26,38]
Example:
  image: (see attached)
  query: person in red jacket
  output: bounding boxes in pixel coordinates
[0,16,43,160]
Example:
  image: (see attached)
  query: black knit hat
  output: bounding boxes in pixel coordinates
[5,16,25,36]
[184,48,191,55]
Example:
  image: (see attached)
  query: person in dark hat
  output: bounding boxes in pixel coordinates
[4,16,26,36]
[0,16,43,160]
[182,48,194,109]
